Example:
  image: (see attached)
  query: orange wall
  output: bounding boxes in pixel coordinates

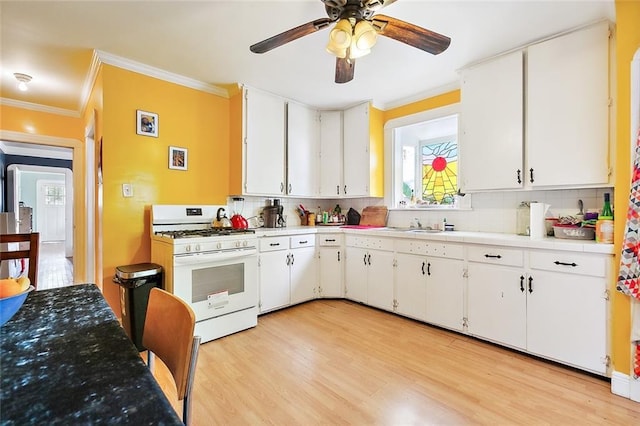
[369,105,384,197]
[99,65,231,309]
[0,105,83,140]
[612,0,640,376]
[383,90,461,123]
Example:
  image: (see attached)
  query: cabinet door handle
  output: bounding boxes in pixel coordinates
[280,182,285,193]
[344,185,347,195]
[517,169,522,184]
[427,262,431,276]
[529,168,534,183]
[337,251,340,262]
[270,243,280,247]
[367,254,371,265]
[288,183,292,193]
[520,275,525,293]
[286,253,291,265]
[363,253,367,266]
[484,254,502,259]
[421,261,426,275]
[554,261,577,267]
[337,185,340,195]
[290,253,294,266]
[528,276,533,294]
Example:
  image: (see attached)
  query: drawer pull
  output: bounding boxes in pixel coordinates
[325,239,336,242]
[554,261,577,267]
[299,240,308,244]
[484,254,502,259]
[270,243,280,247]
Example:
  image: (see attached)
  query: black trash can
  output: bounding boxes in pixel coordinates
[113,262,163,351]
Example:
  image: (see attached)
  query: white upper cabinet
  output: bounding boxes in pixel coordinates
[244,87,286,195]
[319,110,343,197]
[343,102,370,197]
[459,21,610,192]
[526,21,610,187]
[287,102,319,197]
[460,51,524,191]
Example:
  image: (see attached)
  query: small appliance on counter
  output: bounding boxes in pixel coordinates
[230,197,248,229]
[263,198,286,228]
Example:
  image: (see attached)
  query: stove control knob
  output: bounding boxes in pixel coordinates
[217,242,222,250]
[243,240,248,247]
[185,245,191,253]
[235,241,241,248]
[195,244,201,252]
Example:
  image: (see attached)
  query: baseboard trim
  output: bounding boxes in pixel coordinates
[611,370,640,402]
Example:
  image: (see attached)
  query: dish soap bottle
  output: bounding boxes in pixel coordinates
[596,193,614,243]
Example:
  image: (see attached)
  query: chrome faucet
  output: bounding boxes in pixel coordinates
[411,218,422,229]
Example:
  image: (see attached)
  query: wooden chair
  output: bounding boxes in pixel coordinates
[143,287,201,426]
[0,232,39,290]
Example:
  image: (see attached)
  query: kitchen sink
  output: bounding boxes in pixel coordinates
[408,228,442,233]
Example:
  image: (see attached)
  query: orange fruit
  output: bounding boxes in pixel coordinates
[0,278,23,298]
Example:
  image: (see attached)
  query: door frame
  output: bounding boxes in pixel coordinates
[0,130,86,284]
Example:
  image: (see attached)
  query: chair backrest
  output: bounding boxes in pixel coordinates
[0,232,39,290]
[142,287,200,425]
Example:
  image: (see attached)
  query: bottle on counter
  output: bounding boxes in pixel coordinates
[596,193,614,243]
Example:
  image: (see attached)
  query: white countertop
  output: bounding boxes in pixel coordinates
[253,226,615,255]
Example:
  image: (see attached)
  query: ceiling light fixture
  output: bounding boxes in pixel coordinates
[14,73,32,91]
[326,18,378,60]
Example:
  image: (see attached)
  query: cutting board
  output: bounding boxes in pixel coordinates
[359,206,388,226]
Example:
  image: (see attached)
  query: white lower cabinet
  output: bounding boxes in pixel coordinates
[345,236,394,311]
[258,234,317,313]
[395,249,465,331]
[467,262,527,349]
[318,234,343,298]
[526,251,609,374]
[467,245,610,375]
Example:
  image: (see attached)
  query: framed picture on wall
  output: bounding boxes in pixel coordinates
[136,110,158,137]
[169,146,188,170]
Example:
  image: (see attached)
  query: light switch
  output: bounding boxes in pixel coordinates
[122,183,133,197]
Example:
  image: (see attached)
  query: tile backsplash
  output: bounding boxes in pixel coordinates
[231,187,614,234]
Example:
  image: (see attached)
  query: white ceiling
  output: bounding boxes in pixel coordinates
[0,0,615,113]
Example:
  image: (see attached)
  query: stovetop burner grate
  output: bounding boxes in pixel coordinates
[155,228,255,239]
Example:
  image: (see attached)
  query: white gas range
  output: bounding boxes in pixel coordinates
[150,205,258,343]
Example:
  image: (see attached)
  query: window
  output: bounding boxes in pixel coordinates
[44,183,65,206]
[393,113,459,208]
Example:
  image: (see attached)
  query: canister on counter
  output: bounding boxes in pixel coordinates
[307,213,316,226]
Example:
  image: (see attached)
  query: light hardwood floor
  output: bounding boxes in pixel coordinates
[154,300,640,425]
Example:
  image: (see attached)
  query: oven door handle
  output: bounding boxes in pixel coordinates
[174,249,256,265]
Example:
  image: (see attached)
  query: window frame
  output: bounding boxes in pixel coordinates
[384,102,462,210]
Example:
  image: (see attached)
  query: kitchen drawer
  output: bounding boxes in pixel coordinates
[468,245,524,267]
[427,243,464,260]
[395,239,424,254]
[318,234,343,247]
[345,235,394,251]
[291,234,316,249]
[259,236,289,252]
[529,250,607,277]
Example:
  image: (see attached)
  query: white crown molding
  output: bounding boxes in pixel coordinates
[79,50,103,117]
[0,97,80,118]
[95,50,229,98]
[379,81,460,111]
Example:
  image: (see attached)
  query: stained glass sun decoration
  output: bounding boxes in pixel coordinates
[421,139,457,205]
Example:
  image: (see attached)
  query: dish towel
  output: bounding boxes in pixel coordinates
[617,127,640,378]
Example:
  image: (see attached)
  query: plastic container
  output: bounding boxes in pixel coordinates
[113,263,163,351]
[553,226,595,240]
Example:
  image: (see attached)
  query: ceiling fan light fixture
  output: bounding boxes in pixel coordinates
[353,20,378,50]
[14,73,32,91]
[328,19,352,48]
[326,44,348,58]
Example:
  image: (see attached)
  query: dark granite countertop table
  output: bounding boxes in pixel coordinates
[1,284,182,425]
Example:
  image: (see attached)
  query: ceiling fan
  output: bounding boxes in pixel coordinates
[249,0,451,84]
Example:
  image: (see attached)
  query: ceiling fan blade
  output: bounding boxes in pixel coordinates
[372,14,451,55]
[335,57,355,84]
[250,18,333,54]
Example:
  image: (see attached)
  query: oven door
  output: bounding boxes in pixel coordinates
[172,248,257,322]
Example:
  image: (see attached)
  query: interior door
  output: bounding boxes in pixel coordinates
[37,180,66,242]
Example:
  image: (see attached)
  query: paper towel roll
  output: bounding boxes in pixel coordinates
[530,203,550,239]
